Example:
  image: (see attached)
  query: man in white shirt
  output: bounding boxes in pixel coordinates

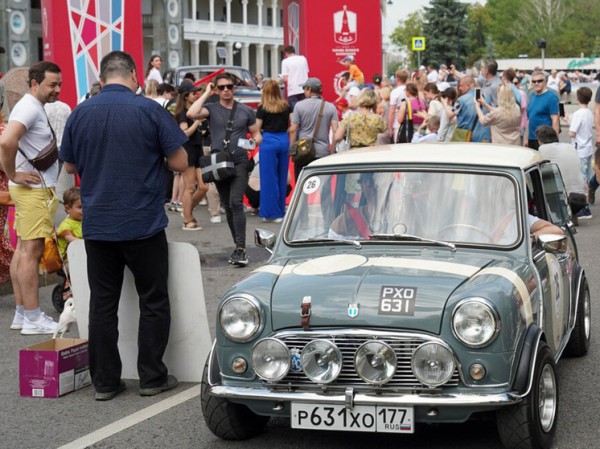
[0,61,63,335]
[281,45,309,111]
[388,69,409,142]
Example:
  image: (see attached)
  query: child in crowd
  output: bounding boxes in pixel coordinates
[411,115,441,143]
[57,187,83,265]
[339,55,364,86]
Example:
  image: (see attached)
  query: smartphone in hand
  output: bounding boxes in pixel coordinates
[475,88,481,101]
[559,102,565,118]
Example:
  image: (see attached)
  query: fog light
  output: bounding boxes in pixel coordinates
[232,357,247,374]
[412,342,455,387]
[252,338,290,381]
[355,341,396,384]
[301,339,342,384]
[469,363,486,380]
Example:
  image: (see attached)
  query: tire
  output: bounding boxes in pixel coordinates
[201,359,269,440]
[497,342,558,449]
[52,284,65,313]
[564,279,591,357]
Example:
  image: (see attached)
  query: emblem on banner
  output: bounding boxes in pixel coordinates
[333,5,357,45]
[348,303,359,318]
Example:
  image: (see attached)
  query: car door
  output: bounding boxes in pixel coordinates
[527,166,573,353]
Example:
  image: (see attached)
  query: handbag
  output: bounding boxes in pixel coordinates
[290,100,326,164]
[18,117,59,171]
[39,234,62,274]
[335,119,351,153]
[199,102,238,183]
[396,99,414,143]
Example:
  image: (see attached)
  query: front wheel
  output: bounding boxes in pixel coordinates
[497,342,558,449]
[201,358,269,440]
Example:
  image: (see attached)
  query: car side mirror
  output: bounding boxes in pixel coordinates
[536,234,567,253]
[255,228,275,254]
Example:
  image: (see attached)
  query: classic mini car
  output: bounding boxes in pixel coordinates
[201,144,591,449]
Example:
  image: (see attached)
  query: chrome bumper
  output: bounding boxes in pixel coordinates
[207,384,522,408]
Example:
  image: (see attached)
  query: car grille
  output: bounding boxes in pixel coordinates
[274,332,460,389]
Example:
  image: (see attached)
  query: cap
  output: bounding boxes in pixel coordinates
[342,55,355,63]
[177,80,200,94]
[419,65,426,70]
[300,77,322,91]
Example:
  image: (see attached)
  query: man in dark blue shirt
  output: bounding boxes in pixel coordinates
[60,51,188,401]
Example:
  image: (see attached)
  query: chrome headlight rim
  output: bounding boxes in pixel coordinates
[451,297,501,348]
[411,341,456,387]
[354,340,397,385]
[218,293,264,342]
[301,338,343,384]
[252,337,290,382]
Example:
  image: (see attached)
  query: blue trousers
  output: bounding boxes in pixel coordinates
[259,131,290,219]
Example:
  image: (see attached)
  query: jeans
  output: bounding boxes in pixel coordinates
[259,131,289,219]
[589,173,599,191]
[86,231,170,391]
[215,162,249,247]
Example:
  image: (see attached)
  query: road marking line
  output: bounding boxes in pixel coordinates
[57,385,200,449]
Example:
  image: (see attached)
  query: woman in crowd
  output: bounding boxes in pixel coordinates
[396,83,426,143]
[334,89,386,149]
[0,112,14,283]
[255,79,291,223]
[175,81,208,230]
[438,87,458,142]
[421,82,444,119]
[474,83,521,146]
[376,86,392,144]
[145,54,163,83]
[144,79,159,101]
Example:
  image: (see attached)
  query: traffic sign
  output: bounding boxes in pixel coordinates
[412,37,425,51]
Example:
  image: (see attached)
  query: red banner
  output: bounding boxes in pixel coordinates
[41,0,144,109]
[283,0,382,101]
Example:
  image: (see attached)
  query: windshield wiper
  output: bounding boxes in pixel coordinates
[291,237,362,249]
[369,233,456,252]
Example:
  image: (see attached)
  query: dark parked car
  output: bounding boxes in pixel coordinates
[201,144,591,449]
[163,65,261,109]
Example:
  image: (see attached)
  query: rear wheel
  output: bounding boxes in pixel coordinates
[52,284,65,313]
[497,342,558,449]
[201,359,269,440]
[564,279,591,357]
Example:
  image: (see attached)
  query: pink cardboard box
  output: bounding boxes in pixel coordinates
[19,338,91,398]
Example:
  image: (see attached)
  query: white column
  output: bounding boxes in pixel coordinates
[226,41,234,66]
[209,0,215,23]
[192,0,197,21]
[242,0,248,27]
[191,40,200,66]
[208,41,218,65]
[257,0,263,29]
[256,43,265,76]
[271,0,277,30]
[226,0,232,32]
[242,42,250,70]
[270,44,279,79]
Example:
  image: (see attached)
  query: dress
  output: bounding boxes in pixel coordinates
[341,112,386,148]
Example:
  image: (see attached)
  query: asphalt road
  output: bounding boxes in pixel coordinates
[1,107,599,449]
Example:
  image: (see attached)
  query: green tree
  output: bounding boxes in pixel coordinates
[389,11,423,69]
[421,0,471,69]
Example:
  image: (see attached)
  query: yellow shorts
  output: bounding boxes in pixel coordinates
[9,186,58,240]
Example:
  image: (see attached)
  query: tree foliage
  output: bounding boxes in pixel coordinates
[389,11,423,68]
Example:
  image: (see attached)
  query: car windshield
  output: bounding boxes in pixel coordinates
[287,170,521,247]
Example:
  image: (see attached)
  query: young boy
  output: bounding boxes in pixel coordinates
[57,187,83,263]
[339,55,364,86]
[565,87,594,212]
[411,115,441,143]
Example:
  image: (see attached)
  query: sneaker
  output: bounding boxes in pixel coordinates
[228,247,249,266]
[576,208,593,220]
[20,313,58,335]
[589,188,595,205]
[210,215,222,224]
[95,380,126,401]
[10,312,24,330]
[139,375,178,397]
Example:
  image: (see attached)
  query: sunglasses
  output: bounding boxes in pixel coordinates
[216,84,235,91]
[531,79,545,84]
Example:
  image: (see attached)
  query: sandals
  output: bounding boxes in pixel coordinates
[182,218,202,231]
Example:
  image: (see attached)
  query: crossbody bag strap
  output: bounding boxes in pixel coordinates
[311,100,326,139]
[222,101,239,153]
[17,115,57,164]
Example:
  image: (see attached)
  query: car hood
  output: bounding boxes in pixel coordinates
[260,253,495,334]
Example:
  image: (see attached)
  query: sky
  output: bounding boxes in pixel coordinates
[383,0,483,39]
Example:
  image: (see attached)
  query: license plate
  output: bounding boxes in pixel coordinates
[291,403,414,433]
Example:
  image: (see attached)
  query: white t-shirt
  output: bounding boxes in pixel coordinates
[146,68,163,84]
[569,107,594,158]
[281,54,309,97]
[427,70,439,83]
[539,142,586,195]
[8,94,59,188]
[389,85,407,131]
[547,75,560,92]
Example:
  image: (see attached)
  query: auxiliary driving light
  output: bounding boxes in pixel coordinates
[412,342,455,387]
[301,339,343,384]
[252,338,290,381]
[354,341,397,384]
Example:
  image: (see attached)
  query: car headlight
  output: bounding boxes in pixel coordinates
[452,298,500,348]
[301,339,343,384]
[219,294,262,342]
[252,338,290,381]
[354,341,396,385]
[412,342,455,387]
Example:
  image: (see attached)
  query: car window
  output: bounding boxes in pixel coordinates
[287,170,521,246]
[539,163,571,224]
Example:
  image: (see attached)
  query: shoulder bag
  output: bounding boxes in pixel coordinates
[335,118,351,153]
[18,118,59,171]
[289,100,326,164]
[199,102,238,183]
[396,99,414,143]
[450,102,478,143]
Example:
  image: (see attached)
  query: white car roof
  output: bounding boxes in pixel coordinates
[309,143,546,171]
